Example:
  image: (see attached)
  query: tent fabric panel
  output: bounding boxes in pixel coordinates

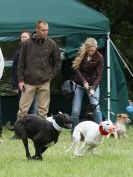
[0,0,109,39]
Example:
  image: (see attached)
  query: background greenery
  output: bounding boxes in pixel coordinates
[81,0,133,99]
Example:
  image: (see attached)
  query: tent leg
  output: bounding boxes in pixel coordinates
[107,33,111,120]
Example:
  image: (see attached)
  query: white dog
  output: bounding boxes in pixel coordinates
[66,120,114,157]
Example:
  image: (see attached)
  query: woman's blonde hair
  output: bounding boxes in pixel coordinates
[72,38,97,69]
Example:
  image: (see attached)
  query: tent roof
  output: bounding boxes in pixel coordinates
[0,0,109,40]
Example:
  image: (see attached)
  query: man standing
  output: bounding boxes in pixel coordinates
[17,20,61,118]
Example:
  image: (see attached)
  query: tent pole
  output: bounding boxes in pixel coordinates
[107,33,111,120]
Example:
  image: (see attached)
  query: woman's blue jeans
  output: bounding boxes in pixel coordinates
[71,86,102,132]
[18,90,38,115]
[28,96,38,114]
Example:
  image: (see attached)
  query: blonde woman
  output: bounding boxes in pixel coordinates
[71,38,104,132]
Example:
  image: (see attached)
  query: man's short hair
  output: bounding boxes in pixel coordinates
[36,20,48,27]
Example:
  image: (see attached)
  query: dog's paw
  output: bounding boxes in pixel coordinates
[31,155,42,161]
[93,152,101,156]
[74,152,83,157]
[65,148,71,152]
[27,156,32,160]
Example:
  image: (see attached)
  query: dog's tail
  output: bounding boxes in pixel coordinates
[6,121,14,131]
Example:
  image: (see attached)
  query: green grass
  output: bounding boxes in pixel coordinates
[0,126,133,177]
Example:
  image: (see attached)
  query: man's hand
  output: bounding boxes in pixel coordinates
[18,82,25,91]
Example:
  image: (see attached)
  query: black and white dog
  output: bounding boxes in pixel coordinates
[7,113,72,161]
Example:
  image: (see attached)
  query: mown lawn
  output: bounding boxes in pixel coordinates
[0,126,133,177]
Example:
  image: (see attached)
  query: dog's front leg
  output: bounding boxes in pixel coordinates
[33,143,42,161]
[40,146,48,154]
[107,133,111,139]
[114,131,118,139]
[22,138,31,160]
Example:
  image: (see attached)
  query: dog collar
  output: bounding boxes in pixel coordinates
[99,126,109,136]
[53,119,62,131]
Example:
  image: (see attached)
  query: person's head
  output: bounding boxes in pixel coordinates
[36,20,49,39]
[20,30,30,43]
[72,37,97,69]
[84,38,97,57]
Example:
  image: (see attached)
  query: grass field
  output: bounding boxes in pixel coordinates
[0,126,133,177]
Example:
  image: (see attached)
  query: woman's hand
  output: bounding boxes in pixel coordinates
[83,81,89,90]
[89,89,95,95]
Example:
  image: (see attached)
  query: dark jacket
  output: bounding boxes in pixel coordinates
[12,49,20,88]
[73,51,104,90]
[17,33,61,85]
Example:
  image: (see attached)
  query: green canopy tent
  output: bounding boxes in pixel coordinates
[0,0,129,122]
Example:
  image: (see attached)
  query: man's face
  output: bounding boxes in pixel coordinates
[36,23,49,39]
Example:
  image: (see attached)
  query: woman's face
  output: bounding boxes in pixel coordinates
[86,46,96,57]
[21,32,30,43]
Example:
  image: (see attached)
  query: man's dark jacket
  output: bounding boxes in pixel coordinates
[17,33,61,85]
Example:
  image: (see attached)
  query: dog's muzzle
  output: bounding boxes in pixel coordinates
[64,123,72,129]
[127,118,131,123]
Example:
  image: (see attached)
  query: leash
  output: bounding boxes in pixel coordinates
[89,95,117,117]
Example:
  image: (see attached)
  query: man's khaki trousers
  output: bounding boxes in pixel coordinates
[17,81,50,118]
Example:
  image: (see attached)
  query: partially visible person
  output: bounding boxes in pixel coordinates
[17,20,61,119]
[12,30,38,114]
[129,100,133,106]
[0,47,4,142]
[71,37,104,132]
[0,48,4,79]
[126,100,133,114]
